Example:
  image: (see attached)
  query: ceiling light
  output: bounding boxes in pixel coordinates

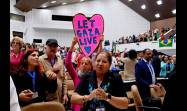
[42,5,47,8]
[141,4,146,10]
[50,1,56,4]
[80,0,85,2]
[155,13,160,18]
[157,0,163,5]
[62,2,67,5]
[172,9,176,14]
[128,0,133,2]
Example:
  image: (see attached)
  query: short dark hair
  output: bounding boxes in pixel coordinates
[143,48,151,54]
[162,55,168,61]
[128,49,137,59]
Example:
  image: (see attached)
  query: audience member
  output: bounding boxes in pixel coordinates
[11,49,57,107]
[39,39,67,103]
[152,49,161,77]
[71,51,129,111]
[122,49,137,80]
[65,37,94,111]
[160,55,168,77]
[10,36,25,74]
[135,49,162,100]
[161,64,177,111]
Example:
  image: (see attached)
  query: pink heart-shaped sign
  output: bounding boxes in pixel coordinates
[73,13,104,57]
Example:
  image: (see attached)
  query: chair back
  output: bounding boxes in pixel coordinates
[66,79,75,91]
[21,102,66,111]
[131,85,144,111]
[150,85,166,104]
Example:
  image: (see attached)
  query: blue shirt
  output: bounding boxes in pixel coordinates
[143,59,156,84]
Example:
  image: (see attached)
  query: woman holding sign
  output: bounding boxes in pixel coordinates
[11,49,57,107]
[65,37,94,111]
[71,51,129,111]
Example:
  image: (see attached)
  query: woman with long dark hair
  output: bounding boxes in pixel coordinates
[11,49,57,107]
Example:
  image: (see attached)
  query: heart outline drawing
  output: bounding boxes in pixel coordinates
[73,13,104,57]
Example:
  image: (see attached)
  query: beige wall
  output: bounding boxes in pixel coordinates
[150,17,176,30]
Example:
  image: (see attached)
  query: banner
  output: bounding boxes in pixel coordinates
[73,13,104,57]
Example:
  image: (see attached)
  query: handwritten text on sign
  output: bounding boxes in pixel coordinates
[73,14,104,57]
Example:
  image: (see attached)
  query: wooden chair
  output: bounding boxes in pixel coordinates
[150,84,166,104]
[21,102,65,111]
[126,91,136,109]
[66,79,75,96]
[131,85,161,111]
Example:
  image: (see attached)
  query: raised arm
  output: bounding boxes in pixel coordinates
[65,37,80,88]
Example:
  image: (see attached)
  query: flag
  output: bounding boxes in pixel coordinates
[159,38,173,47]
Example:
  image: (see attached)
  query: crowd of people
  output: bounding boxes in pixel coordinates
[10,34,176,111]
[115,27,175,45]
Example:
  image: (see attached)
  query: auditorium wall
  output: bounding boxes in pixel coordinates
[10,0,26,41]
[150,17,176,30]
[11,0,150,47]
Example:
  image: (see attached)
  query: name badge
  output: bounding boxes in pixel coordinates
[96,108,105,111]
[32,92,38,99]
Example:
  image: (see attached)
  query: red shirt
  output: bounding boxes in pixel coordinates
[10,51,24,73]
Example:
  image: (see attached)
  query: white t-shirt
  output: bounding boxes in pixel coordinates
[10,76,21,111]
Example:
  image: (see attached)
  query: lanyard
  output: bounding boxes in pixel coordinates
[27,71,36,92]
[50,58,56,67]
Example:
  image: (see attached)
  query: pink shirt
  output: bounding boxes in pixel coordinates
[10,51,24,73]
[65,51,81,111]
[65,51,80,88]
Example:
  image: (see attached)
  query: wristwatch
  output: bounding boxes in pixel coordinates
[107,93,112,99]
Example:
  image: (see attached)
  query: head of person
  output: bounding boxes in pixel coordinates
[159,55,163,60]
[162,55,168,63]
[172,55,176,63]
[45,39,58,58]
[19,49,40,75]
[95,51,112,77]
[152,49,158,56]
[138,51,143,59]
[128,49,137,60]
[143,48,152,62]
[168,56,173,64]
[78,57,93,75]
[10,36,24,53]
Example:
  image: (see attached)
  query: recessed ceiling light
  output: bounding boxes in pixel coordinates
[172,9,176,14]
[128,0,133,2]
[42,5,47,8]
[62,2,67,5]
[157,0,163,5]
[155,13,160,18]
[80,0,85,2]
[51,1,56,4]
[141,4,146,10]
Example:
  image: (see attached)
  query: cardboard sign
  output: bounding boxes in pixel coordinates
[73,13,104,57]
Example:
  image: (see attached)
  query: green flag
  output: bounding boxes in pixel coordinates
[159,38,173,47]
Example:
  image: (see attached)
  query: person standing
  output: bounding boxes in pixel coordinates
[39,39,67,103]
[10,37,24,74]
[152,49,161,77]
[135,48,157,100]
